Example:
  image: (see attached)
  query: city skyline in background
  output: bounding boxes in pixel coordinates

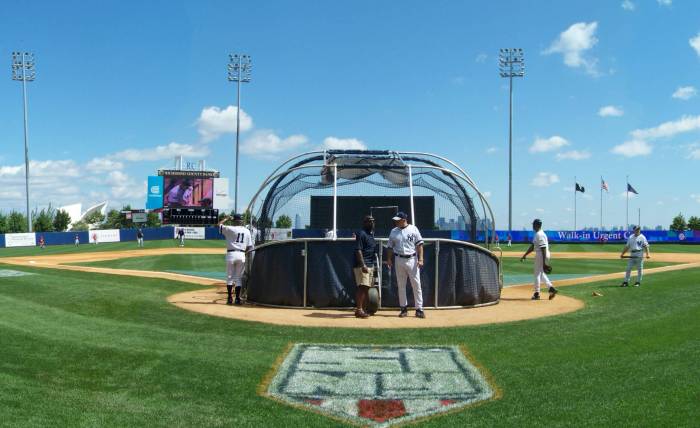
[2,1,700,230]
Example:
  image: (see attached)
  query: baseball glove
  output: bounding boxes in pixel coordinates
[543,264,553,274]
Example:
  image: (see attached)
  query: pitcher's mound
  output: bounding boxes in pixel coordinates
[168,285,584,329]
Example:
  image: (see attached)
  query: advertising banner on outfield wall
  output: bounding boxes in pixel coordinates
[5,233,37,247]
[173,227,205,240]
[266,228,293,241]
[485,230,700,243]
[89,229,121,244]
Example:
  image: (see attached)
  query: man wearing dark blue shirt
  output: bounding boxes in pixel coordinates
[354,215,377,318]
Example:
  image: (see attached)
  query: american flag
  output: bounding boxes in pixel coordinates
[601,178,609,192]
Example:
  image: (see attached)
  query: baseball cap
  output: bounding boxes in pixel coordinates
[232,213,243,221]
[392,212,408,221]
[533,218,543,226]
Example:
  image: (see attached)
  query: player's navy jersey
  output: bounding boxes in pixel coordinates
[355,229,378,267]
[388,224,424,256]
[221,225,252,251]
[626,234,648,255]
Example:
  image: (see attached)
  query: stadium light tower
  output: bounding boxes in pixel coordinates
[12,51,36,232]
[499,48,524,237]
[227,53,252,214]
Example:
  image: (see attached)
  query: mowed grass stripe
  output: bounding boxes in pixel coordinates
[0,265,698,426]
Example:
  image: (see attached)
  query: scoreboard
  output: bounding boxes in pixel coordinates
[162,208,219,225]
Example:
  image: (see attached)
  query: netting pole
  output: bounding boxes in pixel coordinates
[303,240,308,307]
[408,164,415,223]
[434,240,439,308]
[332,163,338,241]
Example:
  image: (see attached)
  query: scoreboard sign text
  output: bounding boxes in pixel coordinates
[265,344,494,427]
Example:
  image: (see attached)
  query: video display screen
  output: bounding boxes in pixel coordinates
[163,176,214,208]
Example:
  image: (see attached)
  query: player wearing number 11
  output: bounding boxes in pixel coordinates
[218,213,253,305]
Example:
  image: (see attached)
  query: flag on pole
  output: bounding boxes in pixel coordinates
[575,183,585,193]
[601,179,608,192]
[627,183,638,194]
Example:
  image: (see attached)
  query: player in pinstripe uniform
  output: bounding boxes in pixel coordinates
[386,212,425,319]
[620,225,650,287]
[218,213,253,305]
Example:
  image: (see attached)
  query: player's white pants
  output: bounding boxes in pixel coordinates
[533,256,552,293]
[179,236,185,246]
[395,257,423,310]
[624,257,644,283]
[226,251,246,287]
[137,237,143,247]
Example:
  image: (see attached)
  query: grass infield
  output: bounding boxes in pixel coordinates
[0,244,698,426]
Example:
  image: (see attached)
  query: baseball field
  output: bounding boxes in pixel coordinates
[1,240,698,426]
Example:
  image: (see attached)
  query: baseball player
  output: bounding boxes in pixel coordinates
[218,213,253,305]
[386,212,425,318]
[520,219,558,300]
[74,233,80,246]
[354,215,377,319]
[136,228,144,248]
[620,225,650,287]
[177,227,185,247]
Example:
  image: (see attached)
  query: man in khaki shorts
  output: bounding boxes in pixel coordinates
[353,215,377,318]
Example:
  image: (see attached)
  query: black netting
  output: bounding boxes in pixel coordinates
[250,151,484,243]
[247,239,500,308]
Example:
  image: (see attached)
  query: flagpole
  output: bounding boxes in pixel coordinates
[638,208,641,228]
[573,176,576,231]
[626,175,629,230]
[600,176,603,231]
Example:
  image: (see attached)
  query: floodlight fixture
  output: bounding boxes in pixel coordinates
[498,48,525,238]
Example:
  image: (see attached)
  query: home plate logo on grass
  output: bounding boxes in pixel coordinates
[264,344,494,427]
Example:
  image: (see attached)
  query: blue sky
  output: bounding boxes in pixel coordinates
[1,0,699,230]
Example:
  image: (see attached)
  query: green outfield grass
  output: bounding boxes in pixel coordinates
[72,253,676,286]
[0,239,226,258]
[0,257,698,426]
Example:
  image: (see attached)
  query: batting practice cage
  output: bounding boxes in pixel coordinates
[244,150,502,309]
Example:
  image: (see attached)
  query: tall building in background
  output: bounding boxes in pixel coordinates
[294,214,302,229]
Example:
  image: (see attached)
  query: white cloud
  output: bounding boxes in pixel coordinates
[475,53,488,63]
[451,76,465,85]
[688,148,700,160]
[543,22,600,76]
[114,142,210,162]
[535,208,545,213]
[657,0,671,6]
[621,0,635,11]
[86,157,124,173]
[672,86,697,100]
[691,194,700,203]
[240,130,309,160]
[0,165,23,177]
[485,147,498,154]
[630,115,700,141]
[611,140,652,157]
[691,33,700,57]
[598,105,624,117]
[530,136,570,153]
[482,191,492,198]
[556,150,591,161]
[196,105,253,143]
[619,191,637,199]
[322,137,367,150]
[106,171,145,200]
[530,172,560,187]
